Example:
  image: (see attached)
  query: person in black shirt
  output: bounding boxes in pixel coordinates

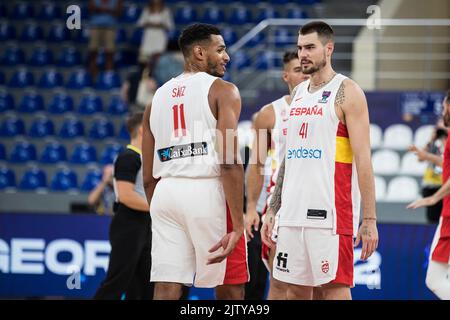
[94,112,153,299]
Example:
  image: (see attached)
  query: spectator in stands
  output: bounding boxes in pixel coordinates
[409,122,448,223]
[137,0,174,75]
[120,65,158,111]
[88,0,123,77]
[88,164,115,215]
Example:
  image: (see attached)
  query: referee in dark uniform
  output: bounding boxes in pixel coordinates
[94,112,154,300]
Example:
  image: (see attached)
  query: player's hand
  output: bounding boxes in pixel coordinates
[207,230,243,265]
[354,219,378,260]
[407,196,438,209]
[261,210,276,249]
[102,165,113,183]
[408,145,427,162]
[245,209,260,241]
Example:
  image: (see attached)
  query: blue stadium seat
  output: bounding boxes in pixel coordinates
[107,95,128,115]
[202,6,225,24]
[8,69,34,88]
[230,51,250,70]
[168,29,181,43]
[287,7,309,19]
[0,116,25,137]
[221,27,237,46]
[118,122,130,140]
[228,7,251,25]
[247,32,265,47]
[59,117,85,139]
[57,47,82,67]
[131,28,143,45]
[81,168,102,192]
[116,28,128,44]
[1,46,25,66]
[78,92,103,114]
[37,2,61,20]
[10,141,37,163]
[255,6,279,22]
[40,141,67,164]
[89,118,115,140]
[0,90,15,112]
[95,71,121,90]
[51,168,78,191]
[0,143,5,160]
[70,143,97,164]
[74,28,89,43]
[12,2,35,20]
[0,71,4,85]
[274,28,293,46]
[29,46,53,66]
[66,69,92,89]
[47,23,70,42]
[175,6,197,24]
[19,167,47,190]
[38,69,64,89]
[255,51,276,70]
[18,91,44,113]
[100,143,124,164]
[29,116,55,138]
[0,166,15,189]
[0,3,7,18]
[121,4,141,23]
[48,91,74,114]
[0,22,16,41]
[20,23,44,42]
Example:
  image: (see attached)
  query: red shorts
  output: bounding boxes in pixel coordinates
[431,217,450,264]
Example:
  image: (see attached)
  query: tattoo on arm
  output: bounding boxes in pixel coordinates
[336,82,345,108]
[269,158,286,213]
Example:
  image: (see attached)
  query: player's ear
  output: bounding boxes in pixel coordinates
[192,45,206,61]
[326,41,334,57]
[282,70,289,83]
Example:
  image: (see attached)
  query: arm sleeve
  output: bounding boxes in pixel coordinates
[114,152,141,183]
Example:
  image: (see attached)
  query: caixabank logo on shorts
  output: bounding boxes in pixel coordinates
[275,252,289,273]
[157,142,208,162]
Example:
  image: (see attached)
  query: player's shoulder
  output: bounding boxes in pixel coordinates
[254,103,275,129]
[210,77,240,99]
[341,77,364,95]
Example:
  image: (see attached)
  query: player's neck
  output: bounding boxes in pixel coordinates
[129,138,142,152]
[183,60,205,74]
[308,67,336,92]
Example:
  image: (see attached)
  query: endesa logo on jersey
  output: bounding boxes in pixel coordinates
[289,105,323,117]
[158,141,208,162]
[287,147,323,159]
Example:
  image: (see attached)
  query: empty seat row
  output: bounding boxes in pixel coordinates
[0,90,128,115]
[372,149,428,176]
[0,140,124,165]
[370,124,437,150]
[0,165,105,192]
[2,69,121,90]
[375,175,420,202]
[0,115,129,140]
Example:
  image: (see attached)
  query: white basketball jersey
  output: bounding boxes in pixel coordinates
[150,72,221,179]
[278,74,361,236]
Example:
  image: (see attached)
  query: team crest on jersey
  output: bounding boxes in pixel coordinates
[157,142,208,162]
[321,260,330,274]
[318,91,331,103]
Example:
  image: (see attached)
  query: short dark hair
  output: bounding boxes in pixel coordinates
[283,51,299,66]
[126,112,144,138]
[178,23,221,57]
[299,21,334,44]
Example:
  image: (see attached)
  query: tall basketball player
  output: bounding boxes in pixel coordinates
[408,90,450,300]
[261,21,378,300]
[142,23,248,300]
[246,51,309,299]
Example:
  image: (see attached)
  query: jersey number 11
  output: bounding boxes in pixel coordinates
[172,103,186,137]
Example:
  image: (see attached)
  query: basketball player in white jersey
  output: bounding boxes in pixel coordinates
[261,21,378,300]
[246,51,309,299]
[408,90,450,300]
[142,23,248,300]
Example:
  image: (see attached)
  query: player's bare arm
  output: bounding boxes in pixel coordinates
[245,105,275,239]
[409,145,443,167]
[261,157,285,248]
[337,79,378,261]
[207,79,245,265]
[142,103,159,207]
[408,175,450,209]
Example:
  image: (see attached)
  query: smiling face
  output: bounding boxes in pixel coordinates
[297,31,333,75]
[203,34,230,78]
